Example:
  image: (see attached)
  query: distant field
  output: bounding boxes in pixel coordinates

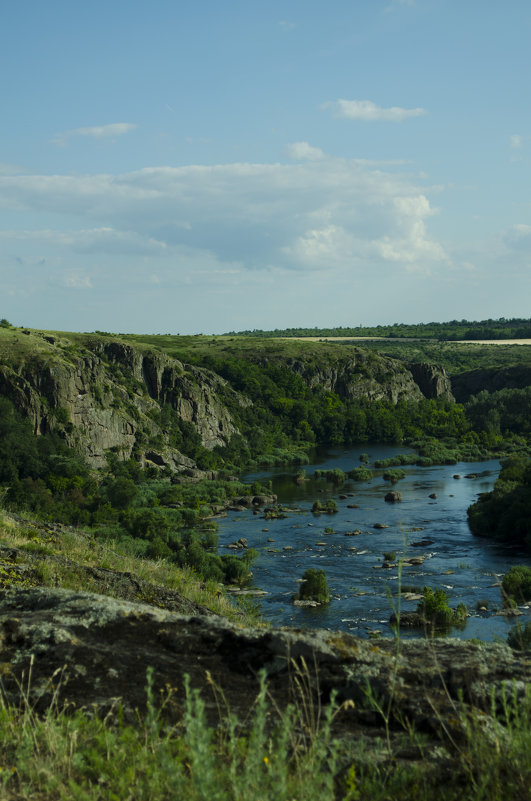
[455,339,531,345]
[284,336,531,345]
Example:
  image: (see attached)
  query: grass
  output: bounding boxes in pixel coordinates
[0,512,529,799]
[0,658,529,800]
[0,511,261,627]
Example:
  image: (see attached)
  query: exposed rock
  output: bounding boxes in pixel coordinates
[0,339,246,469]
[390,611,426,628]
[385,491,402,503]
[408,362,455,401]
[255,350,428,403]
[0,586,529,765]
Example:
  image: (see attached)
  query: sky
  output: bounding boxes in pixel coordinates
[1,0,531,334]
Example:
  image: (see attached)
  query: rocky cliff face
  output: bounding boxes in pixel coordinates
[261,351,453,403]
[0,335,245,469]
[408,362,455,401]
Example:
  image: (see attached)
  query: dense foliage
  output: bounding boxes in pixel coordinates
[467,456,531,550]
[502,565,531,604]
[225,317,531,341]
[298,568,331,604]
[416,586,468,629]
[0,399,265,584]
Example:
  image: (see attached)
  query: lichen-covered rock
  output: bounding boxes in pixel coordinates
[0,338,245,468]
[0,586,529,762]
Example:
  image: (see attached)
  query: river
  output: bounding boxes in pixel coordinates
[217,445,531,641]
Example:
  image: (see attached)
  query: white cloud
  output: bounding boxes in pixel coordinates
[285,141,326,161]
[52,123,137,146]
[504,223,531,249]
[0,154,446,287]
[323,99,427,121]
[510,134,523,149]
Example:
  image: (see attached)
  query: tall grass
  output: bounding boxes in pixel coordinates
[0,662,529,801]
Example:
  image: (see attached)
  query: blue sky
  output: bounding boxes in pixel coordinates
[1,0,530,334]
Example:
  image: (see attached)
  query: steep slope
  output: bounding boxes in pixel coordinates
[0,330,246,469]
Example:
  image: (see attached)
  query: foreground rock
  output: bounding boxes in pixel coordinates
[0,586,529,774]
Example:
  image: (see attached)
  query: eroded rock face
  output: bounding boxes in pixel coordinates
[254,352,453,404]
[285,353,426,403]
[0,586,529,755]
[0,340,245,468]
[408,362,455,401]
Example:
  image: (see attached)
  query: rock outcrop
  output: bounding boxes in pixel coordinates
[0,586,529,765]
[250,351,453,404]
[0,336,246,468]
[408,362,455,401]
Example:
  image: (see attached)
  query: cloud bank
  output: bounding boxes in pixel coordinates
[0,152,445,280]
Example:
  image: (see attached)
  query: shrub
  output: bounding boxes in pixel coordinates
[348,466,373,482]
[383,469,406,483]
[314,468,346,484]
[507,620,531,651]
[417,586,467,628]
[502,565,531,604]
[298,568,330,604]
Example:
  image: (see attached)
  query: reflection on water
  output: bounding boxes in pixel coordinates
[218,445,531,641]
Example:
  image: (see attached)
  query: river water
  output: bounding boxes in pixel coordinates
[217,445,531,641]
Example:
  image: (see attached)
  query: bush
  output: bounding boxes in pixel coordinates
[348,466,373,482]
[507,620,531,651]
[502,566,531,604]
[383,469,406,483]
[417,587,467,629]
[298,568,330,604]
[314,468,346,484]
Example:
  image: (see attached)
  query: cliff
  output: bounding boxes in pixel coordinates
[0,331,246,469]
[241,348,453,403]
